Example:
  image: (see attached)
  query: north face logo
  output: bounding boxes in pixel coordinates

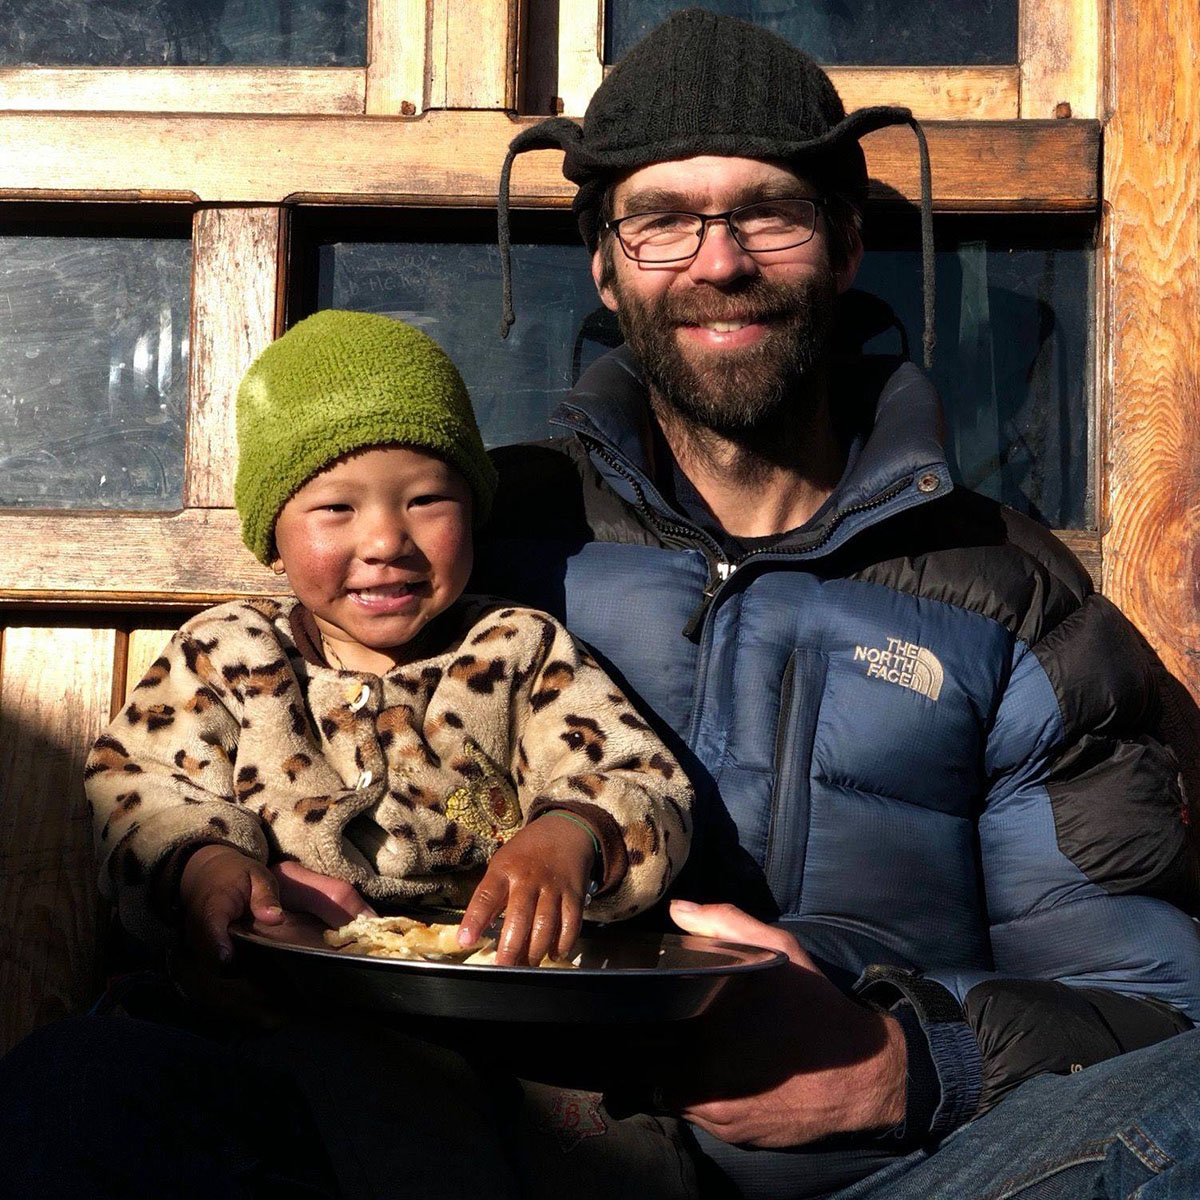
[853,637,944,701]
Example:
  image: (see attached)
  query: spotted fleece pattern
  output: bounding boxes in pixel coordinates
[85,596,693,944]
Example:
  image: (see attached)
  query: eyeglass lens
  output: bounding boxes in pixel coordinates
[615,199,819,262]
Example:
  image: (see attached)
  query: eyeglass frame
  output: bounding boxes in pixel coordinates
[602,196,829,264]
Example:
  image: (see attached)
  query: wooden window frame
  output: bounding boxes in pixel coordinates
[554,0,1100,120]
[0,0,518,117]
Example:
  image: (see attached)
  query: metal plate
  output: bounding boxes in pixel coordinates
[231,917,786,1024]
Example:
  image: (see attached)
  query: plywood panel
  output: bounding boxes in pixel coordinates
[1020,0,1101,119]
[1103,0,1200,700]
[428,0,517,110]
[0,111,1101,210]
[0,67,366,114]
[186,207,284,508]
[366,0,426,115]
[0,624,115,1051]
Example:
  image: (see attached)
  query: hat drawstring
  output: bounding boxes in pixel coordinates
[908,116,936,370]
[497,118,584,339]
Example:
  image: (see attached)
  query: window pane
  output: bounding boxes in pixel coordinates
[310,212,1091,529]
[312,217,606,449]
[0,0,367,66]
[0,230,191,509]
[859,216,1093,530]
[606,1,1018,67]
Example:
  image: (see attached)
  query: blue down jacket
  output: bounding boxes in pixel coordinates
[475,346,1200,1197]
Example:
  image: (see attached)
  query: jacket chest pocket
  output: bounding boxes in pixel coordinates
[765,648,828,913]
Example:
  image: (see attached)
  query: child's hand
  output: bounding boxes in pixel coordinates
[179,844,285,966]
[458,813,597,965]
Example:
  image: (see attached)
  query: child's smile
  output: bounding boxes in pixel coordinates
[272,445,474,674]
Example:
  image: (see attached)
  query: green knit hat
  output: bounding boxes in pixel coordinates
[235,310,498,564]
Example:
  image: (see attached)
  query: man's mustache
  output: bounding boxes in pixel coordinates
[661,280,821,326]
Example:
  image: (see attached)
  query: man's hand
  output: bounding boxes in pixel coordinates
[661,900,907,1148]
[458,813,596,965]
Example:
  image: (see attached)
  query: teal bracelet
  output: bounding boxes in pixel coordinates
[543,809,602,859]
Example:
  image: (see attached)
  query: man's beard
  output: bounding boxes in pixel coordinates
[612,272,838,438]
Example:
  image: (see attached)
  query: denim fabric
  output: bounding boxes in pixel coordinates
[831,1027,1200,1200]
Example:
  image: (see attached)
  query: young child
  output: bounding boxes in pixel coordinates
[85,310,692,967]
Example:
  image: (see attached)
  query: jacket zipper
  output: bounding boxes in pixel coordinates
[580,435,731,573]
[575,423,917,636]
[681,476,915,636]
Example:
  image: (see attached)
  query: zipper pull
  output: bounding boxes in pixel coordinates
[682,560,736,640]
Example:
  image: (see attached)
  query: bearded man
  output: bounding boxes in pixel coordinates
[478,8,1200,1198]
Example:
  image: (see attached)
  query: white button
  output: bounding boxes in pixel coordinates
[348,684,371,712]
[356,770,373,790]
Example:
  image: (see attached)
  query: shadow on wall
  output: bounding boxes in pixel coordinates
[0,621,112,1056]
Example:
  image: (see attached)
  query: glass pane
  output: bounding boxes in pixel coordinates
[0,229,191,509]
[858,217,1093,530]
[0,0,367,67]
[313,216,610,449]
[606,1,1018,67]
[310,212,1091,529]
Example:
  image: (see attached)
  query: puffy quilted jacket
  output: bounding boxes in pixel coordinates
[475,346,1200,1198]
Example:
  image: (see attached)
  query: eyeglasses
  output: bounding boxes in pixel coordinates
[603,197,827,264]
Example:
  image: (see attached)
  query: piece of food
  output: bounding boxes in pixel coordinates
[323,914,579,967]
[323,914,490,961]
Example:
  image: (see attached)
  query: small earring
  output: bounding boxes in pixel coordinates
[271,562,286,576]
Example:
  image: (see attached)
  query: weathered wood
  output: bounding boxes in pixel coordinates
[124,625,180,706]
[1020,0,1100,119]
[0,507,1099,603]
[1103,0,1200,699]
[187,207,284,508]
[0,67,366,115]
[366,0,426,115]
[861,119,1099,210]
[428,0,517,110]
[555,0,604,116]
[0,510,280,601]
[0,111,1101,210]
[829,68,1018,120]
[0,624,115,1051]
[1056,529,1102,591]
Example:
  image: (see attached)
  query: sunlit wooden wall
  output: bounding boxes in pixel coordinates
[0,0,1196,1052]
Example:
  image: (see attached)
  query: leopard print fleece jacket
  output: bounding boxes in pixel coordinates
[85,596,693,944]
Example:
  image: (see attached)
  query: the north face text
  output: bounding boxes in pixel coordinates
[854,638,944,701]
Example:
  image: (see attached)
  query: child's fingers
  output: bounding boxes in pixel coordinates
[271,860,375,928]
[459,869,508,947]
[556,890,585,962]
[526,891,563,967]
[196,887,248,965]
[495,884,537,966]
[246,864,284,925]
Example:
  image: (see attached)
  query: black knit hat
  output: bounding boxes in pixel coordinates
[498,8,935,366]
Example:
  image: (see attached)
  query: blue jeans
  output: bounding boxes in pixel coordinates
[833,1026,1200,1200]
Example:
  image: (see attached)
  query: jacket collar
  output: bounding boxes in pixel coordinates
[552,344,952,556]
